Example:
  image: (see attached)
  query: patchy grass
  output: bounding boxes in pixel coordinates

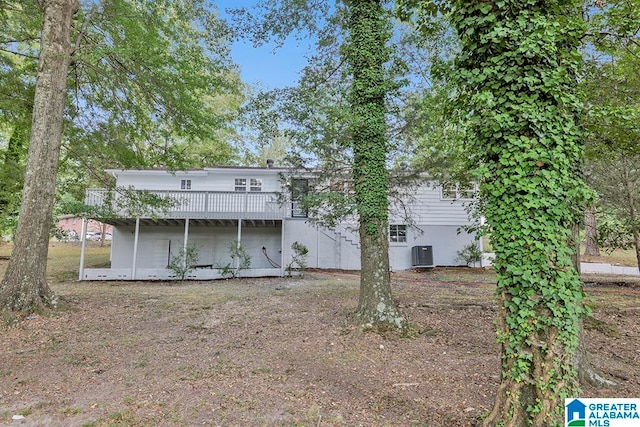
[0,243,639,426]
[0,263,638,426]
[415,267,497,284]
[480,239,638,268]
[0,242,111,282]
[581,246,638,267]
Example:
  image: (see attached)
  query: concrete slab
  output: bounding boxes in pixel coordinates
[483,253,639,276]
[580,262,639,276]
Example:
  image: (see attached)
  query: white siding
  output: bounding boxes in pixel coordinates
[389,225,476,269]
[282,221,476,270]
[111,168,283,192]
[283,220,360,270]
[83,168,480,280]
[111,223,282,270]
[390,183,474,226]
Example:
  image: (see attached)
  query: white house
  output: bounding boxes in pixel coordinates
[78,166,479,280]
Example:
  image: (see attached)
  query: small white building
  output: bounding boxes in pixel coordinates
[79,166,479,280]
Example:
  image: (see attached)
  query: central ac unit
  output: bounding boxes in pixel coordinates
[411,245,434,267]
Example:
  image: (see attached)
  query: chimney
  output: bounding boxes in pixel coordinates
[266,159,274,168]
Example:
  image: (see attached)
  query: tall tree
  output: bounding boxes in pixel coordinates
[0,0,79,314]
[0,116,30,236]
[0,0,241,315]
[345,0,405,327]
[0,1,39,236]
[231,0,407,327]
[582,8,640,266]
[583,206,600,256]
[448,1,589,425]
[588,151,640,270]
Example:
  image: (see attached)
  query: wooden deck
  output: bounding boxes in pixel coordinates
[85,188,289,220]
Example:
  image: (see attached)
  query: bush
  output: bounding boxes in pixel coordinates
[455,242,482,267]
[286,241,309,277]
[167,244,200,280]
[217,240,251,278]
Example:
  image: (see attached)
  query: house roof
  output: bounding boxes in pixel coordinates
[105,166,293,176]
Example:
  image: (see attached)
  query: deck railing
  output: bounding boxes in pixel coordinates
[85,188,288,219]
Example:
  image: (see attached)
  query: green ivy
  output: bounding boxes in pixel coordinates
[447,0,590,425]
[344,0,406,328]
[345,0,396,237]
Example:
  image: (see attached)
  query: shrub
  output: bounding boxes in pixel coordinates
[455,242,482,267]
[167,244,200,280]
[217,240,251,278]
[286,241,309,277]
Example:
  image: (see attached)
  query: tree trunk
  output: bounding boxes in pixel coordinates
[575,319,617,387]
[482,289,581,427]
[634,228,640,274]
[100,222,107,247]
[0,0,79,315]
[623,163,640,273]
[583,206,600,256]
[449,0,587,424]
[571,223,616,387]
[346,0,405,328]
[356,219,405,327]
[0,124,28,218]
[571,224,581,275]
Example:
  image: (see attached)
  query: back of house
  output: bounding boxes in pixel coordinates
[79,166,479,280]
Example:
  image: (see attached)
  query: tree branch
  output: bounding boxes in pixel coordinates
[0,46,38,60]
[71,4,97,57]
[0,37,40,44]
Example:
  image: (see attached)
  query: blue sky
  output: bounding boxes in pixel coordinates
[216,1,315,89]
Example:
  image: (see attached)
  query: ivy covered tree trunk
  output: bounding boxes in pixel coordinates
[449,1,588,425]
[345,0,405,328]
[0,0,79,315]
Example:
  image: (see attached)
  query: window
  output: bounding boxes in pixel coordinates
[458,186,475,199]
[441,184,458,199]
[389,224,407,243]
[180,179,192,190]
[234,178,247,192]
[235,178,263,192]
[441,183,475,200]
[250,178,262,192]
[291,178,309,217]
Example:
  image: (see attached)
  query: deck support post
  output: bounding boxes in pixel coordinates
[78,216,87,280]
[132,218,140,280]
[280,220,285,277]
[183,218,190,270]
[236,218,242,271]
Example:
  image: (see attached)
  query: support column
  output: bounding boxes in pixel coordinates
[78,216,88,280]
[479,218,486,268]
[132,218,140,280]
[280,220,285,277]
[183,218,190,269]
[236,219,242,271]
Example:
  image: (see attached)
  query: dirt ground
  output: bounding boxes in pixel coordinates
[1,269,639,427]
